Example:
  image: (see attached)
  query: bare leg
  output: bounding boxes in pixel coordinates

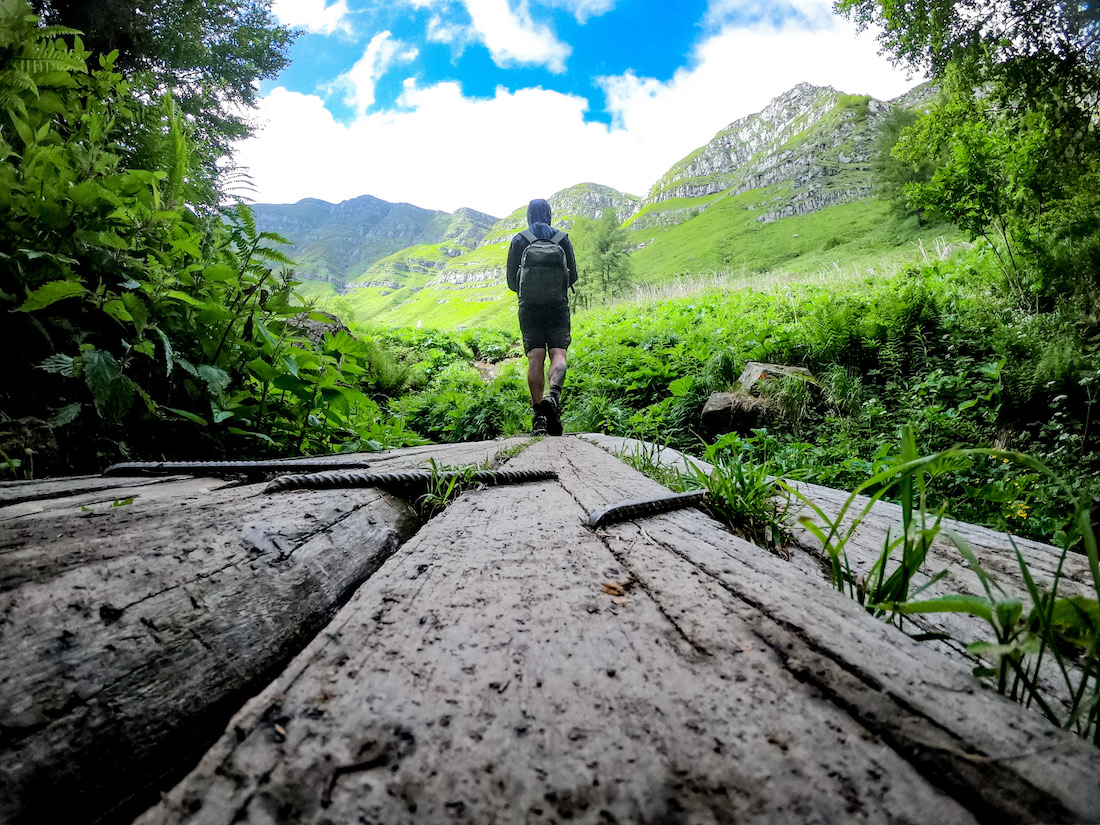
[527,347,547,405]
[548,348,568,399]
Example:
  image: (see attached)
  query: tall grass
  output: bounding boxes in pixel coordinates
[785,430,1100,742]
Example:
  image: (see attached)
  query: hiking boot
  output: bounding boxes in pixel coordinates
[532,409,549,436]
[544,396,564,436]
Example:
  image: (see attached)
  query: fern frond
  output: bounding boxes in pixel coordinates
[234,201,259,243]
[259,230,292,246]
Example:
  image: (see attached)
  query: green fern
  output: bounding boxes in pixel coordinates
[0,0,86,116]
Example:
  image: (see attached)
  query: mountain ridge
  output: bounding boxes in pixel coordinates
[253,80,936,325]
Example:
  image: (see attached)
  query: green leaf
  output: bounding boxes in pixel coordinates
[246,357,279,383]
[253,318,279,349]
[49,402,81,426]
[175,358,199,377]
[166,289,204,307]
[163,406,208,426]
[892,593,995,625]
[102,298,133,324]
[228,427,277,445]
[69,179,119,209]
[82,348,135,422]
[38,353,75,375]
[132,340,155,358]
[17,280,85,312]
[668,376,694,397]
[203,263,238,282]
[994,598,1024,635]
[272,374,312,399]
[153,327,175,376]
[967,636,1040,659]
[197,364,231,394]
[122,292,148,334]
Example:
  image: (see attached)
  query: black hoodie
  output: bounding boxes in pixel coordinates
[506,199,578,293]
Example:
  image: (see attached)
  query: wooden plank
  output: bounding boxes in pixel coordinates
[0,474,197,509]
[134,437,1099,825]
[0,476,419,825]
[581,434,1096,697]
[0,438,527,523]
[0,476,236,523]
[546,438,1100,820]
[0,437,527,824]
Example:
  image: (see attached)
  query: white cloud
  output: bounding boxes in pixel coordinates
[547,0,617,23]
[271,0,353,35]
[406,0,571,71]
[235,82,607,216]
[335,32,418,114]
[426,13,467,45]
[235,17,922,217]
[705,0,834,27]
[463,0,571,71]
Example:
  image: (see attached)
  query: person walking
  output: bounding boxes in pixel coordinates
[506,198,578,436]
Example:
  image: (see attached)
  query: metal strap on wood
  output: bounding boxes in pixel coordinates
[587,489,706,529]
[264,468,558,494]
[101,460,375,477]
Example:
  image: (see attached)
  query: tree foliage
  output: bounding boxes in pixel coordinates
[29,0,295,198]
[872,106,938,222]
[0,0,416,474]
[840,0,1100,315]
[570,208,635,310]
[836,0,1100,89]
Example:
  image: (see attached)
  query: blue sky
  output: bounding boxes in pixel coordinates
[241,0,922,216]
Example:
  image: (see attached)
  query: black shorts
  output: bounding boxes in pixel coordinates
[519,302,571,353]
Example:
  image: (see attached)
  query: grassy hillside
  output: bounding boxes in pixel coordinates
[297,195,963,329]
[629,190,963,283]
[345,278,516,331]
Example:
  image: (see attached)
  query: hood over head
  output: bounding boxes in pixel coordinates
[527,198,552,227]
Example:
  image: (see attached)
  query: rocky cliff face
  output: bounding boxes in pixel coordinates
[632,83,892,230]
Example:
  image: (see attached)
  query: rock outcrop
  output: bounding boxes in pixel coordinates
[632,83,891,231]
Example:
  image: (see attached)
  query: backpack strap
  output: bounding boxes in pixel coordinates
[550,230,567,244]
[519,229,538,243]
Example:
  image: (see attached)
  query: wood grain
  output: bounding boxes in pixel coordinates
[133,437,1100,825]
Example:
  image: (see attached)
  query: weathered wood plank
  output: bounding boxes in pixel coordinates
[0,438,525,512]
[0,437,528,824]
[0,476,418,824]
[0,476,237,523]
[0,474,199,510]
[582,434,1096,679]
[134,437,1099,825]
[548,438,1100,820]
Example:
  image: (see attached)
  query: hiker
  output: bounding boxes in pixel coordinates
[506,198,578,436]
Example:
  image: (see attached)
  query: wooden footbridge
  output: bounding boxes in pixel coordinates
[2,435,1098,824]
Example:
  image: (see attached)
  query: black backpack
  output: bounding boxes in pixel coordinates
[517,229,569,306]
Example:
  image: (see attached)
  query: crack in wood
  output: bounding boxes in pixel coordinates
[599,534,713,660]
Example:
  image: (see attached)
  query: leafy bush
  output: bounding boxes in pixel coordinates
[0,5,420,472]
